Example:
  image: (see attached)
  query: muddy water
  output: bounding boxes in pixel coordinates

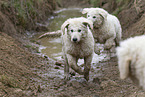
[33,8,113,80]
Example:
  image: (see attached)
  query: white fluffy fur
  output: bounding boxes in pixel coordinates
[61,17,94,80]
[82,7,122,50]
[116,35,145,90]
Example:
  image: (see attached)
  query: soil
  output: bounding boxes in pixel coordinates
[0,0,145,97]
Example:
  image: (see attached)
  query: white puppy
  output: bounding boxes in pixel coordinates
[82,8,122,50]
[61,17,94,81]
[116,35,145,90]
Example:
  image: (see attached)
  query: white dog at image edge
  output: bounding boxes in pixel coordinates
[116,35,145,90]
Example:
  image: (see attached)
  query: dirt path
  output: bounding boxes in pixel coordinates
[31,57,145,97]
[0,31,144,97]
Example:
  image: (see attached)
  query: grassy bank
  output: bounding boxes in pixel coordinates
[89,0,132,15]
[0,0,56,35]
[0,1,56,96]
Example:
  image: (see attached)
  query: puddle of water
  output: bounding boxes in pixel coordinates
[39,37,62,60]
[45,8,84,31]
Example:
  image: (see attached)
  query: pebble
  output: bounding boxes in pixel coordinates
[0,82,3,85]
[68,79,82,89]
[14,88,22,93]
[93,95,100,97]
[54,66,60,69]
[93,77,101,84]
[55,61,62,66]
[100,80,118,89]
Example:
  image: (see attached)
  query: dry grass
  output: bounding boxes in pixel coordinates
[0,75,20,88]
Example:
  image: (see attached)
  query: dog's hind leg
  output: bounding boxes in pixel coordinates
[67,54,84,75]
[84,54,93,81]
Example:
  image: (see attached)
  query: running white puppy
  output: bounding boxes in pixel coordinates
[82,8,122,50]
[61,17,94,81]
[116,35,145,90]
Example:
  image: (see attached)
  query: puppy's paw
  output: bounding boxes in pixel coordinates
[69,69,76,76]
[104,44,112,50]
[94,44,101,55]
[94,49,101,55]
[64,73,71,80]
[84,75,89,81]
[104,41,115,50]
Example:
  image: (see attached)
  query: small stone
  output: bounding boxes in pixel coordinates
[78,78,87,84]
[100,80,118,89]
[55,61,62,66]
[44,55,48,58]
[93,77,101,84]
[57,92,70,97]
[88,82,97,88]
[93,95,100,97]
[54,66,60,69]
[14,88,22,93]
[68,79,82,89]
[0,82,3,85]
[37,85,42,93]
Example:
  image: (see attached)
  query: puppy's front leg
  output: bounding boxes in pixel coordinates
[67,54,84,75]
[64,54,70,80]
[94,43,101,55]
[104,37,115,50]
[84,54,93,81]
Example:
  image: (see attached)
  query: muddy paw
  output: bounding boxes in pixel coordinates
[94,49,101,55]
[104,45,112,50]
[64,74,71,80]
[69,69,76,76]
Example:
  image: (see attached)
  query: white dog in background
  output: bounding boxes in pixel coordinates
[82,8,122,50]
[116,35,145,90]
[61,17,94,81]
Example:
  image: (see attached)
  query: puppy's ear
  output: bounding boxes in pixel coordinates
[98,11,108,20]
[82,20,93,30]
[61,21,69,35]
[95,8,108,19]
[82,8,90,14]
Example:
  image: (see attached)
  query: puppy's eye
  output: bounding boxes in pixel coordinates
[71,30,73,32]
[93,16,96,18]
[88,15,90,17]
[78,29,81,32]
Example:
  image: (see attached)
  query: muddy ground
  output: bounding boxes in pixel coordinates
[0,0,145,97]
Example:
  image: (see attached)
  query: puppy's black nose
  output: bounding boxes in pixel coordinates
[73,38,77,42]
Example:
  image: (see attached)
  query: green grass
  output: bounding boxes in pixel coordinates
[112,0,131,16]
[0,0,42,27]
[89,0,101,7]
[88,0,132,16]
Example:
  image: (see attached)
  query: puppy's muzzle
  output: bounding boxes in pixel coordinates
[73,38,77,42]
